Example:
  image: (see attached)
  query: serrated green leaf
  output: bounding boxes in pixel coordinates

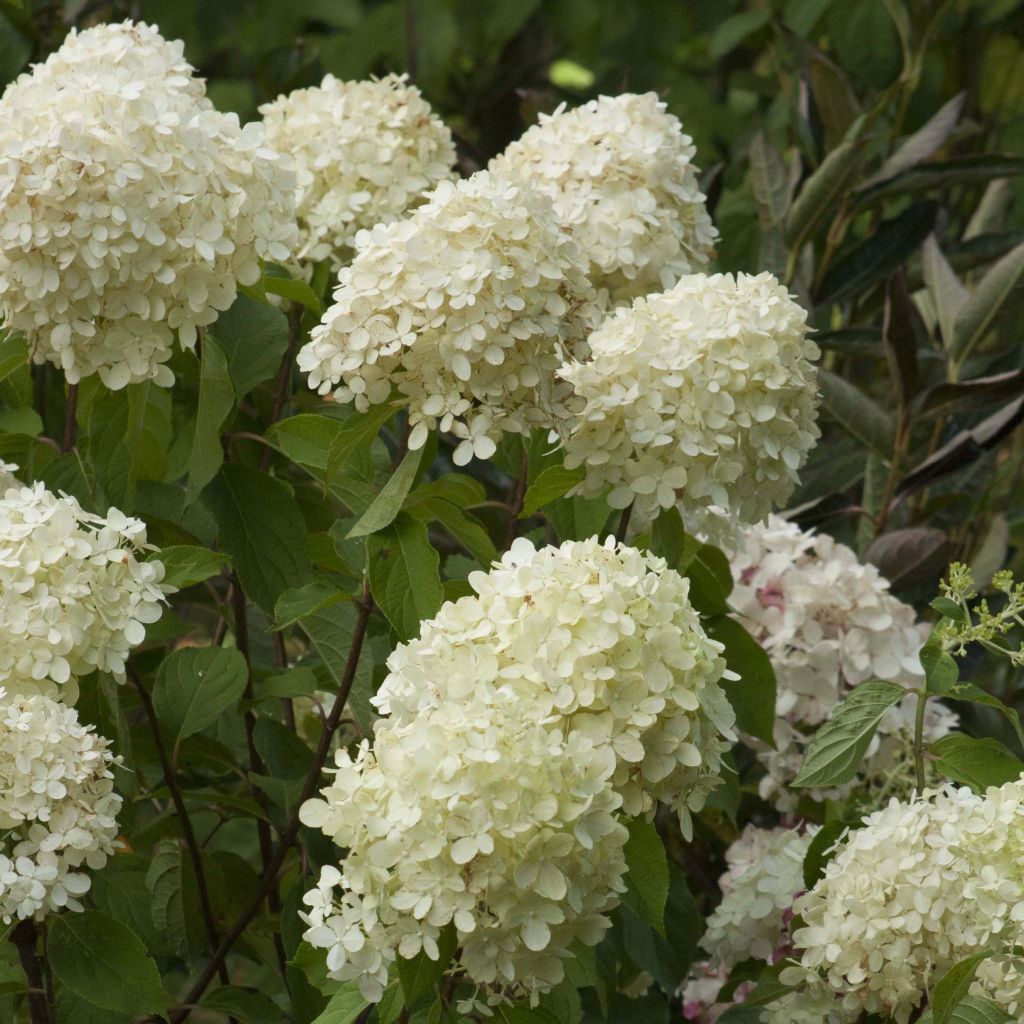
[920,635,960,694]
[48,911,166,1015]
[406,493,497,566]
[152,646,248,744]
[347,446,424,538]
[325,403,397,485]
[621,816,669,936]
[793,680,906,788]
[933,954,996,1024]
[274,581,345,628]
[154,545,231,589]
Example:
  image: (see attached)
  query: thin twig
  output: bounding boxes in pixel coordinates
[165,584,375,1024]
[10,921,52,1024]
[61,383,78,453]
[130,669,230,986]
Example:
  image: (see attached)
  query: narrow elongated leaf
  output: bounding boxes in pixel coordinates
[621,816,669,936]
[185,337,234,503]
[854,155,1024,207]
[818,369,896,457]
[206,464,312,613]
[882,270,921,409]
[705,615,776,745]
[784,140,861,245]
[922,234,970,350]
[919,370,1024,417]
[367,513,443,640]
[866,528,949,590]
[48,911,166,1015]
[793,680,906,787]
[930,734,1024,790]
[152,646,248,744]
[951,240,1024,362]
[347,446,424,538]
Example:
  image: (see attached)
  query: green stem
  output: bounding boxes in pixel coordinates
[912,688,929,795]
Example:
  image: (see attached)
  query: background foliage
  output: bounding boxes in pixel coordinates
[2,0,1024,1022]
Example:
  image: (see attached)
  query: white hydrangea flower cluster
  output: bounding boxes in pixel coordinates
[298,171,598,466]
[701,825,814,970]
[490,92,717,303]
[724,516,957,809]
[789,780,1024,1023]
[0,690,122,923]
[0,20,297,389]
[557,273,820,526]
[300,538,736,1004]
[0,468,170,696]
[260,73,456,269]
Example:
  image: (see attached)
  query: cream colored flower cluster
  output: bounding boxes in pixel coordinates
[0,690,122,923]
[558,273,820,526]
[789,780,1024,1023]
[0,468,170,697]
[724,516,957,809]
[301,538,736,1004]
[299,172,598,465]
[0,20,296,388]
[490,92,717,303]
[260,73,456,269]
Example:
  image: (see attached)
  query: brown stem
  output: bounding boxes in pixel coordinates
[260,302,303,471]
[10,920,52,1024]
[230,579,288,984]
[130,671,231,987]
[166,585,375,1024]
[502,450,529,550]
[61,383,78,453]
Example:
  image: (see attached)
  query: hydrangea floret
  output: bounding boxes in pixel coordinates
[557,273,820,527]
[260,73,456,269]
[489,92,717,303]
[0,690,122,923]
[0,20,297,388]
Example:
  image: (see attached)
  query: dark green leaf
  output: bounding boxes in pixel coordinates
[920,635,960,694]
[275,581,345,628]
[952,240,1024,362]
[48,911,165,1015]
[882,270,921,409]
[802,821,849,889]
[785,140,862,246]
[152,646,248,744]
[347,446,424,538]
[705,616,776,745]
[919,370,1024,418]
[520,463,584,518]
[708,10,770,58]
[933,955,994,1024]
[621,816,669,936]
[325,403,397,485]
[930,734,1024,790]
[406,494,497,566]
[155,545,231,589]
[262,272,323,315]
[206,464,313,613]
[397,924,457,1008]
[208,294,289,397]
[818,369,896,458]
[201,986,284,1024]
[186,336,234,503]
[793,680,906,787]
[854,155,1024,207]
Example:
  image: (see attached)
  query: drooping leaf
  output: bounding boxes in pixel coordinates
[206,463,313,613]
[792,680,906,788]
[705,615,777,745]
[152,646,248,744]
[882,269,921,409]
[397,924,457,1008]
[48,911,166,1015]
[919,370,1024,417]
[346,446,424,538]
[185,336,234,504]
[929,734,1024,790]
[802,820,851,889]
[621,816,669,936]
[853,155,1024,207]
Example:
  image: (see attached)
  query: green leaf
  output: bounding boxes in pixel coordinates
[208,294,289,397]
[155,545,231,589]
[785,140,862,246]
[201,986,284,1024]
[347,446,424,538]
[262,270,323,315]
[325,403,397,485]
[206,463,312,613]
[259,666,318,700]
[152,646,248,744]
[882,270,921,409]
[397,924,457,1008]
[708,9,770,58]
[48,911,166,1015]
[406,494,497,567]
[853,155,1024,208]
[952,240,1024,362]
[930,734,1024,790]
[705,615,776,745]
[802,821,849,889]
[376,982,405,1024]
[942,681,1024,749]
[817,369,896,458]
[621,816,669,937]
[274,581,345,628]
[866,527,950,590]
[367,513,443,641]
[267,413,349,472]
[186,337,234,504]
[520,463,584,517]
[498,1007,562,1024]
[310,982,367,1024]
[949,996,1014,1024]
[922,234,970,350]
[784,0,836,36]
[792,680,906,788]
[920,635,960,694]
[933,954,995,1024]
[0,331,27,384]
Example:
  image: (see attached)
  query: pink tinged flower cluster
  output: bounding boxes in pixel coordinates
[260,73,456,269]
[558,273,820,527]
[0,20,297,388]
[0,691,122,923]
[299,538,736,1004]
[489,92,717,303]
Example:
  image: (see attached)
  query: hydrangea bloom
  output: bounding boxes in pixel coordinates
[376,537,736,828]
[0,468,170,696]
[724,516,957,809]
[701,826,814,969]
[558,273,820,526]
[490,93,717,303]
[789,780,1024,1022]
[300,538,736,1004]
[0,20,297,388]
[260,73,456,269]
[299,171,598,466]
[0,691,122,922]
